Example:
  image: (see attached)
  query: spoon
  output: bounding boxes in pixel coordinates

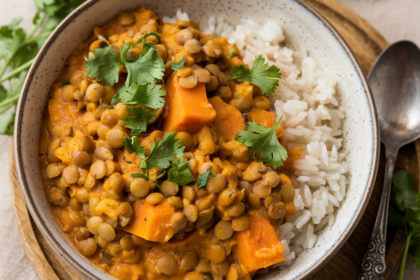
[359,41,420,279]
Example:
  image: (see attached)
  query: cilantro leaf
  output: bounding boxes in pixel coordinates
[392,170,417,211]
[230,44,237,58]
[410,244,420,270]
[229,55,281,95]
[61,78,69,87]
[0,113,15,135]
[168,157,194,185]
[0,18,26,63]
[123,136,146,158]
[121,43,165,86]
[85,45,122,86]
[235,117,287,168]
[388,205,406,228]
[0,85,7,103]
[197,166,217,189]
[115,82,166,109]
[124,107,155,136]
[140,132,184,170]
[131,172,164,192]
[170,57,185,71]
[131,173,150,181]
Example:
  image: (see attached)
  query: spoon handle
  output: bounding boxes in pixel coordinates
[359,157,396,280]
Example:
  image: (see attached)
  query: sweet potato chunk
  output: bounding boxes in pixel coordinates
[209,96,246,141]
[247,109,275,128]
[283,146,304,170]
[163,73,216,134]
[233,211,284,273]
[123,200,176,243]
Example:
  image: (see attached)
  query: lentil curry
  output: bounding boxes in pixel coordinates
[39,7,303,280]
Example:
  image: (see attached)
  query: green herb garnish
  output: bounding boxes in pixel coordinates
[121,42,165,87]
[113,82,166,109]
[230,44,237,58]
[389,170,420,279]
[229,55,281,95]
[123,107,155,136]
[197,166,217,189]
[168,157,194,185]
[123,136,146,158]
[140,131,185,170]
[235,117,287,168]
[61,78,69,87]
[170,57,185,71]
[85,45,122,86]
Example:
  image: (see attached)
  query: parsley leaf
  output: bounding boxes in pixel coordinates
[121,42,165,86]
[85,45,122,86]
[170,57,185,71]
[392,170,417,211]
[229,55,281,95]
[114,82,166,109]
[123,136,146,158]
[124,107,155,136]
[168,157,194,185]
[140,132,184,170]
[235,117,287,168]
[230,44,237,58]
[197,166,217,189]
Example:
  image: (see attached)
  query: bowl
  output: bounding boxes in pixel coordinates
[14,0,380,279]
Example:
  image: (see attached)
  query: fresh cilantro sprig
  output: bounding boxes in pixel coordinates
[86,32,165,88]
[229,55,281,95]
[170,57,185,71]
[132,171,165,192]
[85,46,122,86]
[123,107,155,136]
[235,117,287,168]
[197,166,217,189]
[123,136,146,158]
[388,170,420,279]
[168,157,194,185]
[112,82,166,109]
[140,131,185,170]
[0,0,88,135]
[128,132,188,192]
[229,44,237,58]
[121,43,165,86]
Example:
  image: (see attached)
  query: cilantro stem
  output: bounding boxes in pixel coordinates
[26,13,47,40]
[0,58,34,84]
[0,57,14,80]
[0,14,47,79]
[399,231,413,280]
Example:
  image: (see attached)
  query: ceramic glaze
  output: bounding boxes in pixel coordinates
[14,0,380,279]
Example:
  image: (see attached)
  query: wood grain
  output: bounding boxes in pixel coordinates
[9,0,413,279]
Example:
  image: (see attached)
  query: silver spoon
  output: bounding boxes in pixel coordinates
[359,41,420,279]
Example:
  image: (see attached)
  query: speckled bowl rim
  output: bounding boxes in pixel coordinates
[14,0,380,279]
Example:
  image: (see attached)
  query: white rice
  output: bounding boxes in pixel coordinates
[165,10,349,268]
[204,15,348,267]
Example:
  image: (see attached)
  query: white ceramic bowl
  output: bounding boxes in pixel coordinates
[14,0,379,279]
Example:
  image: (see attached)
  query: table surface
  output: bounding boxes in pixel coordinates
[1,0,419,279]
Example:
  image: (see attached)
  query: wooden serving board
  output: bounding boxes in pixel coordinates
[10,0,417,279]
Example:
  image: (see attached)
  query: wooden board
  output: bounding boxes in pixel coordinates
[10,0,415,279]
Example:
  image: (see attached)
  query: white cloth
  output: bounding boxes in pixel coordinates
[0,0,419,279]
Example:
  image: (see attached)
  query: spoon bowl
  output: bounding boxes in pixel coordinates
[369,41,420,154]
